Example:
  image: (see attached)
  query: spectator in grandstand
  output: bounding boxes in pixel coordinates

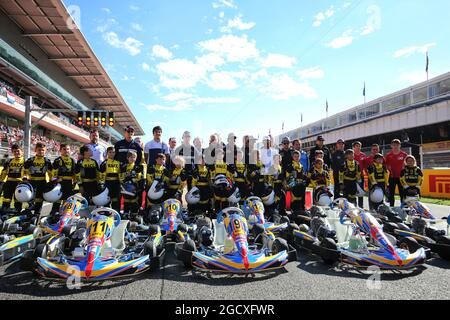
[115,126,143,166]
[331,139,346,198]
[353,141,367,208]
[309,136,331,168]
[385,139,408,206]
[86,129,106,166]
[144,126,169,167]
[292,139,309,173]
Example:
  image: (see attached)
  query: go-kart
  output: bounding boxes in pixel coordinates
[292,199,427,269]
[176,207,297,273]
[377,194,450,261]
[21,207,154,281]
[0,208,43,266]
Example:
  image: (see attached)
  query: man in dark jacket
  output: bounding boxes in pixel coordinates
[174,131,197,189]
[331,139,346,198]
[309,136,331,168]
[278,136,293,174]
[114,126,143,165]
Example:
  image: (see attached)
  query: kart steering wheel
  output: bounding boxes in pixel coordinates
[217,207,245,224]
[89,207,121,227]
[67,195,89,210]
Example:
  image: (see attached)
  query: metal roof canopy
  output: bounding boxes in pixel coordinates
[0,0,144,136]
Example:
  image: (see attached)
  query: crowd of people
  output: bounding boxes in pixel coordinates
[0,124,424,221]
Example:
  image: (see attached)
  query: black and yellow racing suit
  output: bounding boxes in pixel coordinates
[24,156,53,214]
[0,157,24,212]
[191,165,212,213]
[74,158,100,203]
[120,163,143,213]
[99,159,122,211]
[228,162,248,204]
[400,166,423,194]
[167,167,187,202]
[266,164,286,215]
[339,160,361,204]
[210,161,234,212]
[286,161,308,212]
[247,161,265,197]
[146,164,170,206]
[51,156,76,213]
[367,163,389,209]
[308,167,331,205]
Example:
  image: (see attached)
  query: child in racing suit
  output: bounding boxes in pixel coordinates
[146,153,170,207]
[286,150,308,213]
[74,145,101,204]
[367,153,389,210]
[266,154,286,215]
[191,155,212,214]
[308,158,332,205]
[210,148,234,213]
[24,143,53,215]
[120,150,143,214]
[339,149,361,205]
[0,144,24,212]
[99,147,122,211]
[51,144,76,214]
[400,155,423,197]
[166,155,187,202]
[227,150,248,205]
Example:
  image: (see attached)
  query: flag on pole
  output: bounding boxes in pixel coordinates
[426,52,429,73]
[326,100,329,113]
[363,82,366,97]
[301,113,303,124]
[282,122,284,132]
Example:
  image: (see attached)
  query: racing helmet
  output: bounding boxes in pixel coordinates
[260,184,275,206]
[185,187,201,205]
[356,183,366,197]
[121,180,137,197]
[148,180,165,201]
[213,174,232,198]
[14,181,34,203]
[227,187,241,204]
[404,186,420,198]
[310,205,326,218]
[315,188,332,207]
[242,197,265,225]
[42,180,63,203]
[411,217,427,235]
[369,186,384,204]
[92,184,110,206]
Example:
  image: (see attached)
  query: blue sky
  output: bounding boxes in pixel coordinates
[63,0,450,146]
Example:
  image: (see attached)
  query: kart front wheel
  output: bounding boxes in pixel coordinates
[20,244,47,272]
[398,237,421,253]
[320,238,339,265]
[180,239,196,268]
[144,240,159,258]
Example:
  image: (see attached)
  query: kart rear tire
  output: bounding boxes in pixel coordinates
[196,217,212,230]
[144,240,158,258]
[19,250,35,271]
[436,235,450,245]
[181,239,196,268]
[280,216,290,225]
[148,225,161,236]
[398,237,421,253]
[321,238,339,265]
[271,238,289,255]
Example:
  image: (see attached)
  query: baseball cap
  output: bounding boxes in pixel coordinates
[391,139,401,144]
[317,135,325,141]
[124,126,135,132]
[282,136,290,144]
[336,139,345,144]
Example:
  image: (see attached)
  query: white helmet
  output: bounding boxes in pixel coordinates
[92,184,110,206]
[261,188,275,206]
[356,183,365,197]
[15,182,35,203]
[43,182,63,203]
[369,187,384,204]
[317,193,332,207]
[185,187,201,205]
[148,181,165,201]
[228,187,241,204]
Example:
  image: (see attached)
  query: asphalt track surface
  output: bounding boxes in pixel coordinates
[0,200,449,300]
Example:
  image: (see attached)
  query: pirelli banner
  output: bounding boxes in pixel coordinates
[421,169,450,198]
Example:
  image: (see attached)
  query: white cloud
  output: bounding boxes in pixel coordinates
[142,63,151,72]
[260,53,296,68]
[198,34,259,62]
[313,6,334,27]
[101,8,111,14]
[207,72,239,90]
[394,43,436,58]
[326,30,354,49]
[297,66,325,80]
[260,74,317,100]
[146,102,192,112]
[156,59,206,89]
[219,12,225,19]
[103,32,143,56]
[195,53,226,71]
[220,15,256,33]
[96,18,116,33]
[343,2,352,8]
[146,96,241,112]
[152,45,173,60]
[131,23,143,31]
[162,92,193,102]
[398,70,428,85]
[359,5,381,36]
[191,97,241,104]
[212,0,237,9]
[130,5,139,11]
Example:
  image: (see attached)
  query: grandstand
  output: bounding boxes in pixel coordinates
[0,0,144,158]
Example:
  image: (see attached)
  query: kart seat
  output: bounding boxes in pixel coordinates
[213,219,227,247]
[111,220,129,252]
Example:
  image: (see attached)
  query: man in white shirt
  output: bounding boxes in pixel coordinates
[86,129,106,166]
[260,136,278,175]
